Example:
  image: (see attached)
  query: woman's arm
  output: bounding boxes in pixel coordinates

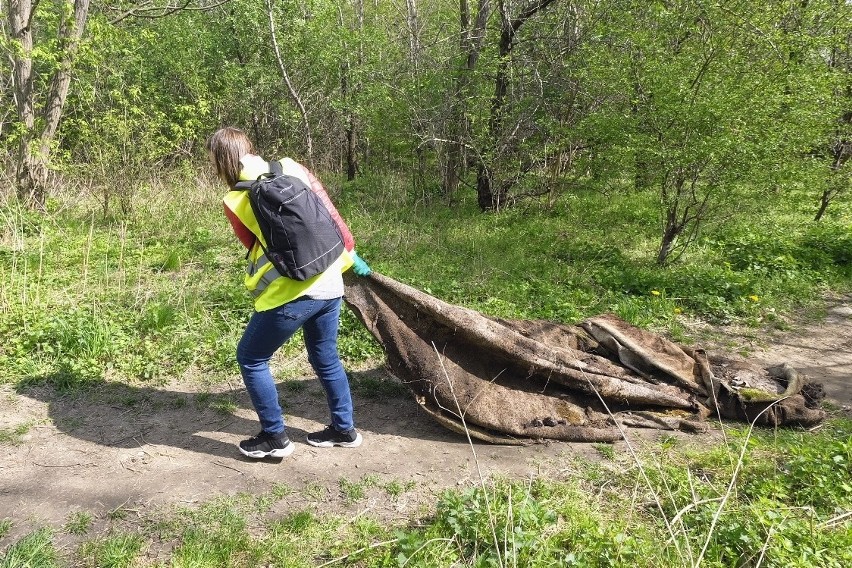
[223,203,255,249]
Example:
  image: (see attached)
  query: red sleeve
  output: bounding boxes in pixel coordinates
[223,203,255,249]
[299,164,356,252]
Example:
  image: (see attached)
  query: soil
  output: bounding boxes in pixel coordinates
[1,295,850,550]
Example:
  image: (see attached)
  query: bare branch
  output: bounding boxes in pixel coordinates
[265,0,313,165]
[106,0,232,25]
[511,0,559,35]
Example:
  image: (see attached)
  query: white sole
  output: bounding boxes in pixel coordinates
[306,432,363,448]
[239,442,295,459]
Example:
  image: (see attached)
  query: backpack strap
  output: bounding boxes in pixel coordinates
[233,160,282,190]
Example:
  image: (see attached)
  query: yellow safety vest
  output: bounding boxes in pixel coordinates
[223,160,354,311]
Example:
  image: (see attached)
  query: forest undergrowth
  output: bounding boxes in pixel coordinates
[0,171,850,567]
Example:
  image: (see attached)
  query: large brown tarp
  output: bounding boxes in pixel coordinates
[343,273,826,444]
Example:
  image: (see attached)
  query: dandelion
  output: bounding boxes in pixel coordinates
[674,307,682,314]
[748,295,759,302]
[651,290,661,296]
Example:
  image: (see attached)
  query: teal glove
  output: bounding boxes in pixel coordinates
[351,251,372,276]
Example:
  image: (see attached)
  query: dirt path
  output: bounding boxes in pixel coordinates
[688,294,852,408]
[1,296,850,544]
[744,300,852,407]
[0,371,585,542]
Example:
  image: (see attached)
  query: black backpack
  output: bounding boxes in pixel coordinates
[235,161,345,281]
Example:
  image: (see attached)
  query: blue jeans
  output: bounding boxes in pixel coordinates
[236,296,354,436]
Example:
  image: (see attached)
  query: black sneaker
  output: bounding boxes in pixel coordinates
[238,431,295,459]
[306,425,363,448]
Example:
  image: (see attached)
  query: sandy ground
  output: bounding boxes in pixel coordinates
[1,295,849,548]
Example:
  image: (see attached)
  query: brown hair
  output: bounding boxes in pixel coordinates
[205,127,255,188]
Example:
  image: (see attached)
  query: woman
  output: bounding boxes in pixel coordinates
[206,127,371,459]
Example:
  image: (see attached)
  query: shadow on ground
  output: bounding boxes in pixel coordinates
[13,366,454,460]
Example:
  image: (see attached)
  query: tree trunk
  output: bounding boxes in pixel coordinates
[814,187,832,221]
[405,0,429,194]
[340,61,357,180]
[15,141,48,207]
[657,221,680,266]
[9,0,38,205]
[657,173,685,266]
[476,163,496,210]
[228,9,263,146]
[815,136,851,221]
[476,21,512,210]
[814,4,850,220]
[443,0,489,201]
[344,86,359,182]
[338,0,364,180]
[476,0,559,211]
[8,0,90,208]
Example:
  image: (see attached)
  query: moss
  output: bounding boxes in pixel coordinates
[737,387,780,402]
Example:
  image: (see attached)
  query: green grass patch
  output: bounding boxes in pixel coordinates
[0,419,849,566]
[2,171,850,392]
[0,423,32,446]
[349,372,409,399]
[339,474,381,504]
[0,528,58,568]
[76,533,143,568]
[63,511,93,536]
[384,479,417,499]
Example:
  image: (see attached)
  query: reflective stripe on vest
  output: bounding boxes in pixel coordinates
[246,251,284,296]
[248,259,283,297]
[247,253,271,277]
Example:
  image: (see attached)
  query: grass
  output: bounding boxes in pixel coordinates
[384,479,417,499]
[0,423,33,446]
[592,442,616,460]
[1,170,850,387]
[0,528,57,568]
[63,512,93,536]
[0,169,850,566]
[339,474,381,504]
[76,533,143,568]
[349,372,410,399]
[2,420,849,566]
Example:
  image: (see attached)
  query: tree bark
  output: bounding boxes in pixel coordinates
[341,63,358,181]
[405,0,428,194]
[9,0,93,207]
[815,132,851,221]
[815,14,851,221]
[476,0,559,211]
[10,0,43,206]
[338,0,363,180]
[443,0,489,201]
[228,8,263,147]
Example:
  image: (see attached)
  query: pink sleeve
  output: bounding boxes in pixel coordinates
[299,164,356,252]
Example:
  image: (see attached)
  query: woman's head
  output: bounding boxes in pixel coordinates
[206,127,255,188]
